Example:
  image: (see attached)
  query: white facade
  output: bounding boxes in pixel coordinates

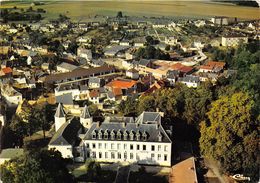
[1,85,23,107]
[126,70,139,80]
[0,114,5,126]
[222,36,248,47]
[83,140,171,166]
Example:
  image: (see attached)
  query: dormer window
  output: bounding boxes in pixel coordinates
[117,130,122,140]
[158,132,163,142]
[129,130,134,141]
[136,130,140,141]
[92,130,96,139]
[104,130,109,140]
[111,130,115,140]
[98,130,102,139]
[123,130,128,140]
[142,131,147,141]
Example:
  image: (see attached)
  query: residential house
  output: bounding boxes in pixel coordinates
[170,63,194,76]
[88,89,100,104]
[88,77,103,89]
[77,47,92,61]
[178,75,200,88]
[0,84,23,107]
[165,37,178,45]
[199,61,226,73]
[126,68,139,80]
[90,59,104,67]
[57,62,78,73]
[166,70,180,86]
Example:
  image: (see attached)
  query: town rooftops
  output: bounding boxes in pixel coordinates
[49,118,82,146]
[106,79,137,89]
[42,65,115,84]
[1,67,12,74]
[179,75,200,83]
[170,63,193,74]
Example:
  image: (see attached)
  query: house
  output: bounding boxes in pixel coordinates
[126,68,139,80]
[105,79,138,99]
[82,111,172,166]
[57,62,78,73]
[0,148,24,165]
[55,83,88,101]
[89,89,100,104]
[120,40,131,46]
[0,67,12,77]
[90,59,104,67]
[178,75,200,88]
[165,37,178,45]
[77,47,92,61]
[210,16,236,26]
[222,35,248,47]
[166,70,180,86]
[142,80,167,96]
[199,61,226,73]
[170,63,194,76]
[0,84,23,107]
[88,77,103,89]
[104,45,130,57]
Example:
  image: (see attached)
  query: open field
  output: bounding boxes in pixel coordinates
[1,1,259,21]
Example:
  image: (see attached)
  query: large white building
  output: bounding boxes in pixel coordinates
[222,35,248,47]
[49,105,172,166]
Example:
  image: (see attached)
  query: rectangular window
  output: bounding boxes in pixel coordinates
[130,144,133,150]
[124,144,127,150]
[164,154,167,161]
[136,154,140,160]
[111,143,115,150]
[104,143,107,149]
[130,153,133,159]
[143,145,146,151]
[118,152,121,159]
[158,145,161,151]
[151,145,155,151]
[99,152,102,159]
[111,152,115,159]
[117,144,121,150]
[92,143,96,149]
[151,153,155,160]
[124,152,127,159]
[86,143,89,148]
[92,151,96,158]
[158,154,161,161]
[164,145,168,151]
[137,145,140,150]
[98,143,102,149]
[105,152,108,158]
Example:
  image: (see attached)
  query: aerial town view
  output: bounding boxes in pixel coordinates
[0,0,259,182]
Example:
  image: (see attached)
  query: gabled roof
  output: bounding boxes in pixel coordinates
[81,105,90,119]
[55,103,66,118]
[2,67,12,74]
[135,111,161,125]
[56,93,74,105]
[49,118,82,146]
[106,79,137,89]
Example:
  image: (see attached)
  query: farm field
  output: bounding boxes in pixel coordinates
[0,1,259,21]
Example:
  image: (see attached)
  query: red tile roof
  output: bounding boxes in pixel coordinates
[2,67,12,74]
[171,63,193,73]
[106,79,137,89]
[89,89,99,98]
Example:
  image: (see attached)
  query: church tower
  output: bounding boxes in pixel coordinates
[80,105,93,129]
[55,103,66,131]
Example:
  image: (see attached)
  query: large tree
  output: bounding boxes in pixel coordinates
[0,149,74,183]
[199,92,259,180]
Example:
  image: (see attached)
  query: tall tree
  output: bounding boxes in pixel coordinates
[199,92,259,180]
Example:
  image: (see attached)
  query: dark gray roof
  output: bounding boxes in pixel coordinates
[135,112,161,124]
[55,103,65,118]
[81,105,90,119]
[88,77,101,84]
[49,118,82,146]
[179,75,200,83]
[83,112,170,143]
[139,59,151,67]
[56,93,74,105]
[92,59,104,66]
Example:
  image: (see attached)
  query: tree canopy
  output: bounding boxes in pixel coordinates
[0,149,74,183]
[199,92,259,180]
